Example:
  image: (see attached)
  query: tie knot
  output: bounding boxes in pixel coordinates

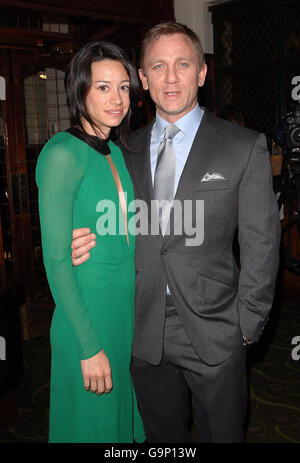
[164,124,180,141]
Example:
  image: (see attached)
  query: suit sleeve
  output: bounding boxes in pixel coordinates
[238,133,281,342]
[36,140,102,359]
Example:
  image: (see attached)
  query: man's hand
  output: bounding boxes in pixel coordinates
[71,228,96,266]
[80,349,112,395]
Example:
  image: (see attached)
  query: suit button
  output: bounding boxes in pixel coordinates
[161,249,168,255]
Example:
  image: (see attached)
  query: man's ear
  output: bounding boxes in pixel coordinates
[198,63,207,88]
[138,68,149,91]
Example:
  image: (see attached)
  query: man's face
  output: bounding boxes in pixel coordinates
[139,33,207,123]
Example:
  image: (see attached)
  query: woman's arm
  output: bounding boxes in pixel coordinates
[36,139,112,394]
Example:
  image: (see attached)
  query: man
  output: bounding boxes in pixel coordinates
[71,22,280,442]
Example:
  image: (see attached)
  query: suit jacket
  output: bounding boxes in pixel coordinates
[122,109,281,366]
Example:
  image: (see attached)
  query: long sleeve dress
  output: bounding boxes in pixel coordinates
[36,129,145,443]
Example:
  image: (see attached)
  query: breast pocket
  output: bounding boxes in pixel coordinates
[195,180,233,192]
[193,181,237,231]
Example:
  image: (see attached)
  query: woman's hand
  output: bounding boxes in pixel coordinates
[80,349,112,395]
[71,228,96,266]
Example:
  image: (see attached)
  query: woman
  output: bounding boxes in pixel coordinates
[36,42,145,443]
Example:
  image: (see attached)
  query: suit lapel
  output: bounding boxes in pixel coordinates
[129,123,154,207]
[127,123,163,240]
[128,111,223,245]
[162,111,223,245]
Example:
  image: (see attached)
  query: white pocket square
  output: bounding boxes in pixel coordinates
[200,172,226,182]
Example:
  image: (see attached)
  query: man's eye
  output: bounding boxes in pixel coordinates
[153,64,164,70]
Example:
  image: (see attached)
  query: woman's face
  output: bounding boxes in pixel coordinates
[83,59,130,137]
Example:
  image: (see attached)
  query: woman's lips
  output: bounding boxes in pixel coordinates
[105,110,123,115]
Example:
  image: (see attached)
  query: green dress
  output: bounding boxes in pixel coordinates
[36,130,145,443]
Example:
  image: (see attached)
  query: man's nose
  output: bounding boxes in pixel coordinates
[165,65,178,83]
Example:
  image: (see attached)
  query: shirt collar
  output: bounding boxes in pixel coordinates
[152,104,204,140]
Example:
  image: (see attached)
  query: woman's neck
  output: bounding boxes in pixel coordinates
[81,118,110,140]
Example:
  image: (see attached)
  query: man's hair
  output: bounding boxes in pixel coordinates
[65,41,140,148]
[140,21,205,71]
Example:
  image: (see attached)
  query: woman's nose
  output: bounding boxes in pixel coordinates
[110,89,122,105]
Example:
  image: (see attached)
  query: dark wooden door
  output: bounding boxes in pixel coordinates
[0,49,70,306]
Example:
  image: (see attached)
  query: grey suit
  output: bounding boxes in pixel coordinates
[122,109,281,442]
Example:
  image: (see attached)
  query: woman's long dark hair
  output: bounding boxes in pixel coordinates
[65,41,140,148]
